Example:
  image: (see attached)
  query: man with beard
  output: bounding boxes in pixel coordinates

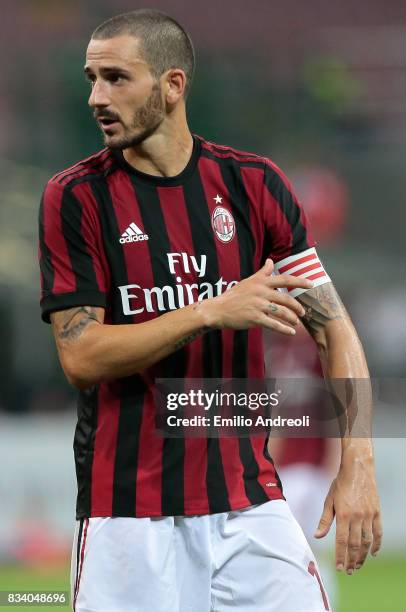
[38,9,381,612]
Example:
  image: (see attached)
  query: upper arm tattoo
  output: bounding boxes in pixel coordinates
[296,282,345,336]
[52,306,102,344]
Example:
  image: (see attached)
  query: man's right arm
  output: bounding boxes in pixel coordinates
[51,259,311,390]
[52,301,209,390]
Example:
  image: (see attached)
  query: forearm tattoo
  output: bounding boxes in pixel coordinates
[174,326,210,350]
[297,283,344,336]
[173,301,211,350]
[58,306,100,341]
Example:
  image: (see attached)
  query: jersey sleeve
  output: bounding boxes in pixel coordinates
[262,160,330,298]
[39,180,108,323]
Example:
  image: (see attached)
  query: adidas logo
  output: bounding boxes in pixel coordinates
[119,222,149,244]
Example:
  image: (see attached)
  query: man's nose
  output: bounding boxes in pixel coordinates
[88,80,111,108]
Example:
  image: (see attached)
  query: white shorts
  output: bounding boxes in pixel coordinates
[71,500,331,612]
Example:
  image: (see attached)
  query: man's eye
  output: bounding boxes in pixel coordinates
[84,74,124,85]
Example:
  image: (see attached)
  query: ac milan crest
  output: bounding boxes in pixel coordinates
[212,206,235,243]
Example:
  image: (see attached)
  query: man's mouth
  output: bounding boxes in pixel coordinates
[98,117,120,129]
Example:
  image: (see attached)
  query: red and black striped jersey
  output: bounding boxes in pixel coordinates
[39,134,318,519]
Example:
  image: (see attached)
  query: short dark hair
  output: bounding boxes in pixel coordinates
[92,9,195,98]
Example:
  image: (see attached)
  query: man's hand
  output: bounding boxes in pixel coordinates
[314,450,382,575]
[201,258,312,335]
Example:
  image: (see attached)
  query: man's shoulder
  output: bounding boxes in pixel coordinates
[197,135,279,170]
[197,135,291,190]
[47,148,115,190]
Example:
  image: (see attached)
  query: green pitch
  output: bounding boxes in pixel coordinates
[0,565,70,612]
[336,554,406,612]
[0,555,404,611]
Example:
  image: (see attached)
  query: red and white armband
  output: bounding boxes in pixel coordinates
[274,247,331,298]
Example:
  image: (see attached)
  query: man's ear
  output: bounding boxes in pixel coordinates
[164,68,187,104]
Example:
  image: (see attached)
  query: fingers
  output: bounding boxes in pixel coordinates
[266,273,313,291]
[261,289,306,318]
[335,515,350,572]
[258,260,312,291]
[266,302,300,327]
[355,523,373,570]
[255,312,298,336]
[336,512,382,575]
[371,513,383,556]
[314,495,334,539]
[262,258,275,276]
[246,266,312,317]
[345,519,363,574]
[255,260,313,294]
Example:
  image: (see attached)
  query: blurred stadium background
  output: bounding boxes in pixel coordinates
[1,1,405,610]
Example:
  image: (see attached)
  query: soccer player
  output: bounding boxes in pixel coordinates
[38,9,382,612]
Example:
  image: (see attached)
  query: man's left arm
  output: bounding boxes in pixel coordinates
[297,282,383,575]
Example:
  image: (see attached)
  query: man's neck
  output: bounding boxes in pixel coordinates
[122,125,194,178]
